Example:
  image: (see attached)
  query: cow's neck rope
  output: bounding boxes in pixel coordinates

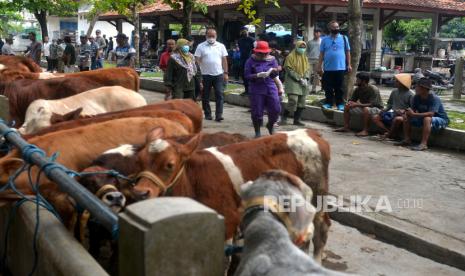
[240,196,304,243]
[134,165,185,196]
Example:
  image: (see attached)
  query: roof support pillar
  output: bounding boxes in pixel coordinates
[370,8,383,70]
[117,19,123,34]
[215,10,225,42]
[431,12,440,55]
[291,14,299,39]
[304,4,314,41]
[256,7,266,35]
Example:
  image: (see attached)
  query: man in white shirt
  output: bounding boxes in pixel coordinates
[1,37,15,55]
[43,36,51,71]
[195,28,229,122]
[307,28,322,93]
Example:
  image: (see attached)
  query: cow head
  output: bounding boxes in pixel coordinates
[19,106,53,135]
[79,166,127,213]
[50,108,83,125]
[134,128,201,198]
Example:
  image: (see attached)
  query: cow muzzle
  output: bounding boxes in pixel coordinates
[95,184,126,213]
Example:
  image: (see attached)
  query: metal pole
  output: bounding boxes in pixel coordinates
[453,57,463,100]
[0,121,119,236]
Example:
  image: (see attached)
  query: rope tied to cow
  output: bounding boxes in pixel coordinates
[134,165,185,196]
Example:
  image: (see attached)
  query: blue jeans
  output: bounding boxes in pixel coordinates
[202,74,224,118]
[91,57,97,70]
[96,58,103,69]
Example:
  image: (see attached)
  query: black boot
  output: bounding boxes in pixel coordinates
[293,108,306,126]
[266,121,275,135]
[281,110,289,125]
[253,120,261,138]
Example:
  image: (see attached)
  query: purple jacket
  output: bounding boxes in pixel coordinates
[244,55,279,95]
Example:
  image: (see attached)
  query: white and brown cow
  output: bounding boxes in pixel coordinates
[133,128,331,262]
[19,86,147,134]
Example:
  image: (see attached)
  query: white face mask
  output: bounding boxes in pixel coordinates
[207,38,216,44]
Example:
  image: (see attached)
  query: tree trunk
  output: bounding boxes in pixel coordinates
[345,0,363,99]
[133,6,140,67]
[34,10,48,39]
[181,0,193,38]
[86,14,100,37]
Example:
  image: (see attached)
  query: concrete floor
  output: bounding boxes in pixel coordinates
[140,90,465,275]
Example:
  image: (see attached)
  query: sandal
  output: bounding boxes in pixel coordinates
[410,144,428,151]
[394,140,411,147]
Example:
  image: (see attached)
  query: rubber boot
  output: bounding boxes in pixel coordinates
[280,110,289,125]
[253,120,261,138]
[293,108,306,126]
[266,121,274,135]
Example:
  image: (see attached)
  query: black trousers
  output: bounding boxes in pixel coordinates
[322,70,346,106]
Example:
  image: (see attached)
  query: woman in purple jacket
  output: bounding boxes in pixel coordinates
[244,41,284,137]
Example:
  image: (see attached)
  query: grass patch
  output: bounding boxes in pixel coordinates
[103,62,116,69]
[140,71,163,78]
[447,111,465,131]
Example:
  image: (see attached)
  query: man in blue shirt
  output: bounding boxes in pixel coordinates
[317,21,352,111]
[397,78,449,151]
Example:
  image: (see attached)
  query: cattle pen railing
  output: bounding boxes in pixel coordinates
[0,120,225,276]
[0,119,118,275]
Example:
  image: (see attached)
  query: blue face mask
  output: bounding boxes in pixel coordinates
[296,48,306,55]
[181,45,190,53]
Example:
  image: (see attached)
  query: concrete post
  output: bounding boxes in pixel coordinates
[431,13,440,55]
[304,4,314,41]
[453,57,463,100]
[0,95,9,122]
[119,197,225,276]
[370,9,383,70]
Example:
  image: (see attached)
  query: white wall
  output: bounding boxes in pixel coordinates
[77,18,134,38]
[46,16,78,40]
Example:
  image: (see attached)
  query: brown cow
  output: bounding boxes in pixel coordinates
[23,109,195,140]
[0,56,42,74]
[0,117,188,228]
[133,128,331,263]
[80,132,249,205]
[0,67,139,91]
[37,99,203,134]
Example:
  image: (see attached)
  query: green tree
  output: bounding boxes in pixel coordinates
[440,17,465,38]
[0,3,23,37]
[10,0,78,39]
[384,19,432,51]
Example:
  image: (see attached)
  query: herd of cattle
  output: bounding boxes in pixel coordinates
[0,56,342,275]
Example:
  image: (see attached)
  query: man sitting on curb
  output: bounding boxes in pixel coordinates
[396,78,449,151]
[335,72,383,136]
[372,73,414,140]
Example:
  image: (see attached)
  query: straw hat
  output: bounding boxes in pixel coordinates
[394,73,412,89]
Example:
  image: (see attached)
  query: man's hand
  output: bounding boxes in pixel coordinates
[347,65,353,73]
[317,66,323,76]
[347,101,358,108]
[406,108,414,117]
[223,73,229,82]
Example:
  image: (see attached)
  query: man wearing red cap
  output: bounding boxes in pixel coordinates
[244,41,283,137]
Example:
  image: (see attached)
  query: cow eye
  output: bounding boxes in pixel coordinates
[166,162,175,171]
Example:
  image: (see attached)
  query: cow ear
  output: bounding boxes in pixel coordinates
[63,107,83,121]
[50,108,83,124]
[146,127,165,143]
[182,134,201,158]
[0,158,24,183]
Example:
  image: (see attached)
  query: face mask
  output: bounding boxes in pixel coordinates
[207,38,216,44]
[181,45,190,53]
[331,29,340,35]
[296,48,306,55]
